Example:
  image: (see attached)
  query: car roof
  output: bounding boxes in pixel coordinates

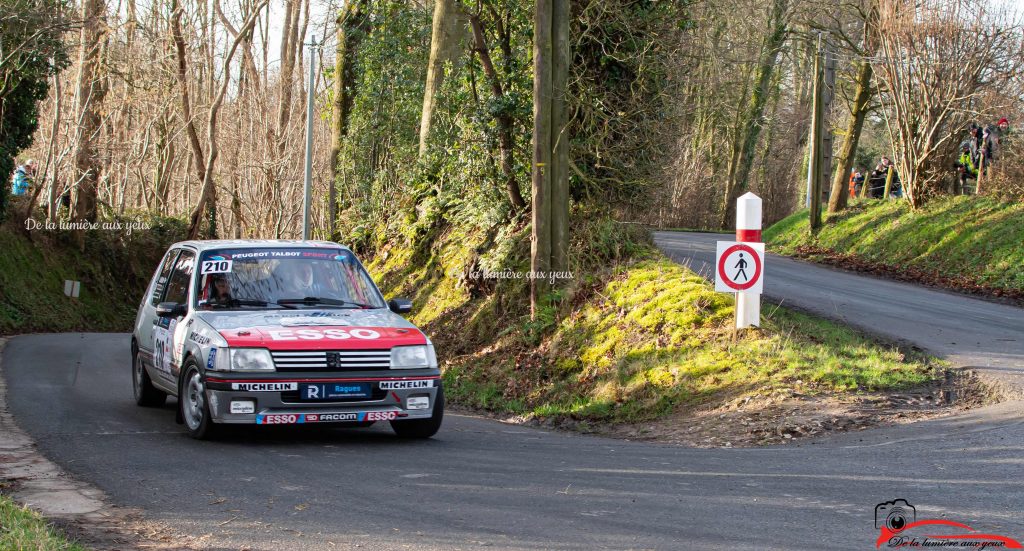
[171,240,353,253]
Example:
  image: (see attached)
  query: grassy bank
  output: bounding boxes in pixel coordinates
[0,214,184,334]
[765,197,1024,296]
[365,215,941,426]
[0,494,87,550]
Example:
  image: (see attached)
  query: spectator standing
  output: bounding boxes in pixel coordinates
[10,160,36,196]
[955,143,978,194]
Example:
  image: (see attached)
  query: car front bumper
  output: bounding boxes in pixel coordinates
[203,373,440,425]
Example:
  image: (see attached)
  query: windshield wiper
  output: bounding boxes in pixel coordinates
[200,294,294,309]
[276,297,374,309]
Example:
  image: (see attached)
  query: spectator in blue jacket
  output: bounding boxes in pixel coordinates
[10,160,36,196]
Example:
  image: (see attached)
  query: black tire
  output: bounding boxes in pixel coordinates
[179,361,218,440]
[390,386,444,439]
[132,346,167,407]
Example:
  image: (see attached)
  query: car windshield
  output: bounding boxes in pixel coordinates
[195,248,386,310]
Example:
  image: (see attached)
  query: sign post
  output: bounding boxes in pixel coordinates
[716,193,764,329]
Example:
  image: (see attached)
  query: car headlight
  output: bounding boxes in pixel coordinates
[390,344,437,369]
[230,348,275,372]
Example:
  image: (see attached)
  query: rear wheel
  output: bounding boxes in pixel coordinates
[132,347,167,407]
[390,386,444,439]
[179,362,218,440]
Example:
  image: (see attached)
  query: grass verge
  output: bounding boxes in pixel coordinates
[0,213,184,334]
[0,494,87,551]
[764,197,1024,298]
[365,213,942,427]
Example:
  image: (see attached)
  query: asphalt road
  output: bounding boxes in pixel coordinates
[2,233,1024,550]
[4,331,1024,551]
[654,231,1024,392]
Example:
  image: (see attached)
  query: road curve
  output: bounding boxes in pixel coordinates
[4,332,1024,550]
[654,231,1024,393]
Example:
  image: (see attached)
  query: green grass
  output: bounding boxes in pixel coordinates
[441,256,938,423]
[764,197,1024,293]
[364,218,942,426]
[0,214,183,334]
[0,495,88,550]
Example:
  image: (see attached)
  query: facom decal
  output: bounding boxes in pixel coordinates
[206,348,217,369]
[305,413,359,423]
[379,380,435,390]
[231,382,298,391]
[268,328,381,341]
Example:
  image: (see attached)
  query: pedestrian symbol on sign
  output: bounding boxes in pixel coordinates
[714,241,764,294]
[734,253,749,282]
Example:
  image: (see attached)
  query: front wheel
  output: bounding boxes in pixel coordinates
[390,386,444,439]
[132,347,167,407]
[179,362,218,440]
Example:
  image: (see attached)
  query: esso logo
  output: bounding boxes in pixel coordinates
[263,414,298,424]
[268,328,382,341]
[365,411,397,421]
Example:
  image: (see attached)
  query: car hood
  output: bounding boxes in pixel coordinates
[195,309,426,350]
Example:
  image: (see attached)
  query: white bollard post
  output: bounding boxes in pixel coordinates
[736,193,762,328]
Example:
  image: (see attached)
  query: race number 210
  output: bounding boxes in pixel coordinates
[201,260,232,274]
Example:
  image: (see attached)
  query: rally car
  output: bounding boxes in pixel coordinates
[130,240,443,439]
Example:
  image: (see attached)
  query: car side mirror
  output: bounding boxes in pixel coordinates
[388,298,413,314]
[156,302,187,318]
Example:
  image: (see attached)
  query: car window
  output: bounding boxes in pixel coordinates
[163,250,196,308]
[195,248,387,309]
[150,249,180,306]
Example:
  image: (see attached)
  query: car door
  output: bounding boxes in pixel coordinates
[136,248,180,365]
[152,249,196,386]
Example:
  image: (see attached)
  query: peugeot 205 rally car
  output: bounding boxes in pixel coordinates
[131,240,443,439]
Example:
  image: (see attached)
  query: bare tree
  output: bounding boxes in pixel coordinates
[720,0,790,228]
[875,0,1021,207]
[172,0,267,239]
[72,0,108,234]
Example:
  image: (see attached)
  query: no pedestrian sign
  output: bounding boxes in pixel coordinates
[715,241,764,293]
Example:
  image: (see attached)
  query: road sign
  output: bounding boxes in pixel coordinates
[715,241,764,294]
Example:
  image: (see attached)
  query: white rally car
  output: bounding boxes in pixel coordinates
[131,240,443,439]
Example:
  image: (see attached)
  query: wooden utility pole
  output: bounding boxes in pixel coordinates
[807,34,824,231]
[807,33,834,232]
[530,0,570,317]
[532,0,553,316]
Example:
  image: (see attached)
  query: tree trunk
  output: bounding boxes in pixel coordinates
[418,0,466,157]
[46,70,62,220]
[72,0,108,236]
[720,0,788,229]
[531,0,553,316]
[276,0,300,148]
[171,0,210,233]
[468,14,526,212]
[827,58,873,213]
[330,0,370,239]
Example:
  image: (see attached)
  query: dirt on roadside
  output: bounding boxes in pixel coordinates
[484,369,1000,448]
